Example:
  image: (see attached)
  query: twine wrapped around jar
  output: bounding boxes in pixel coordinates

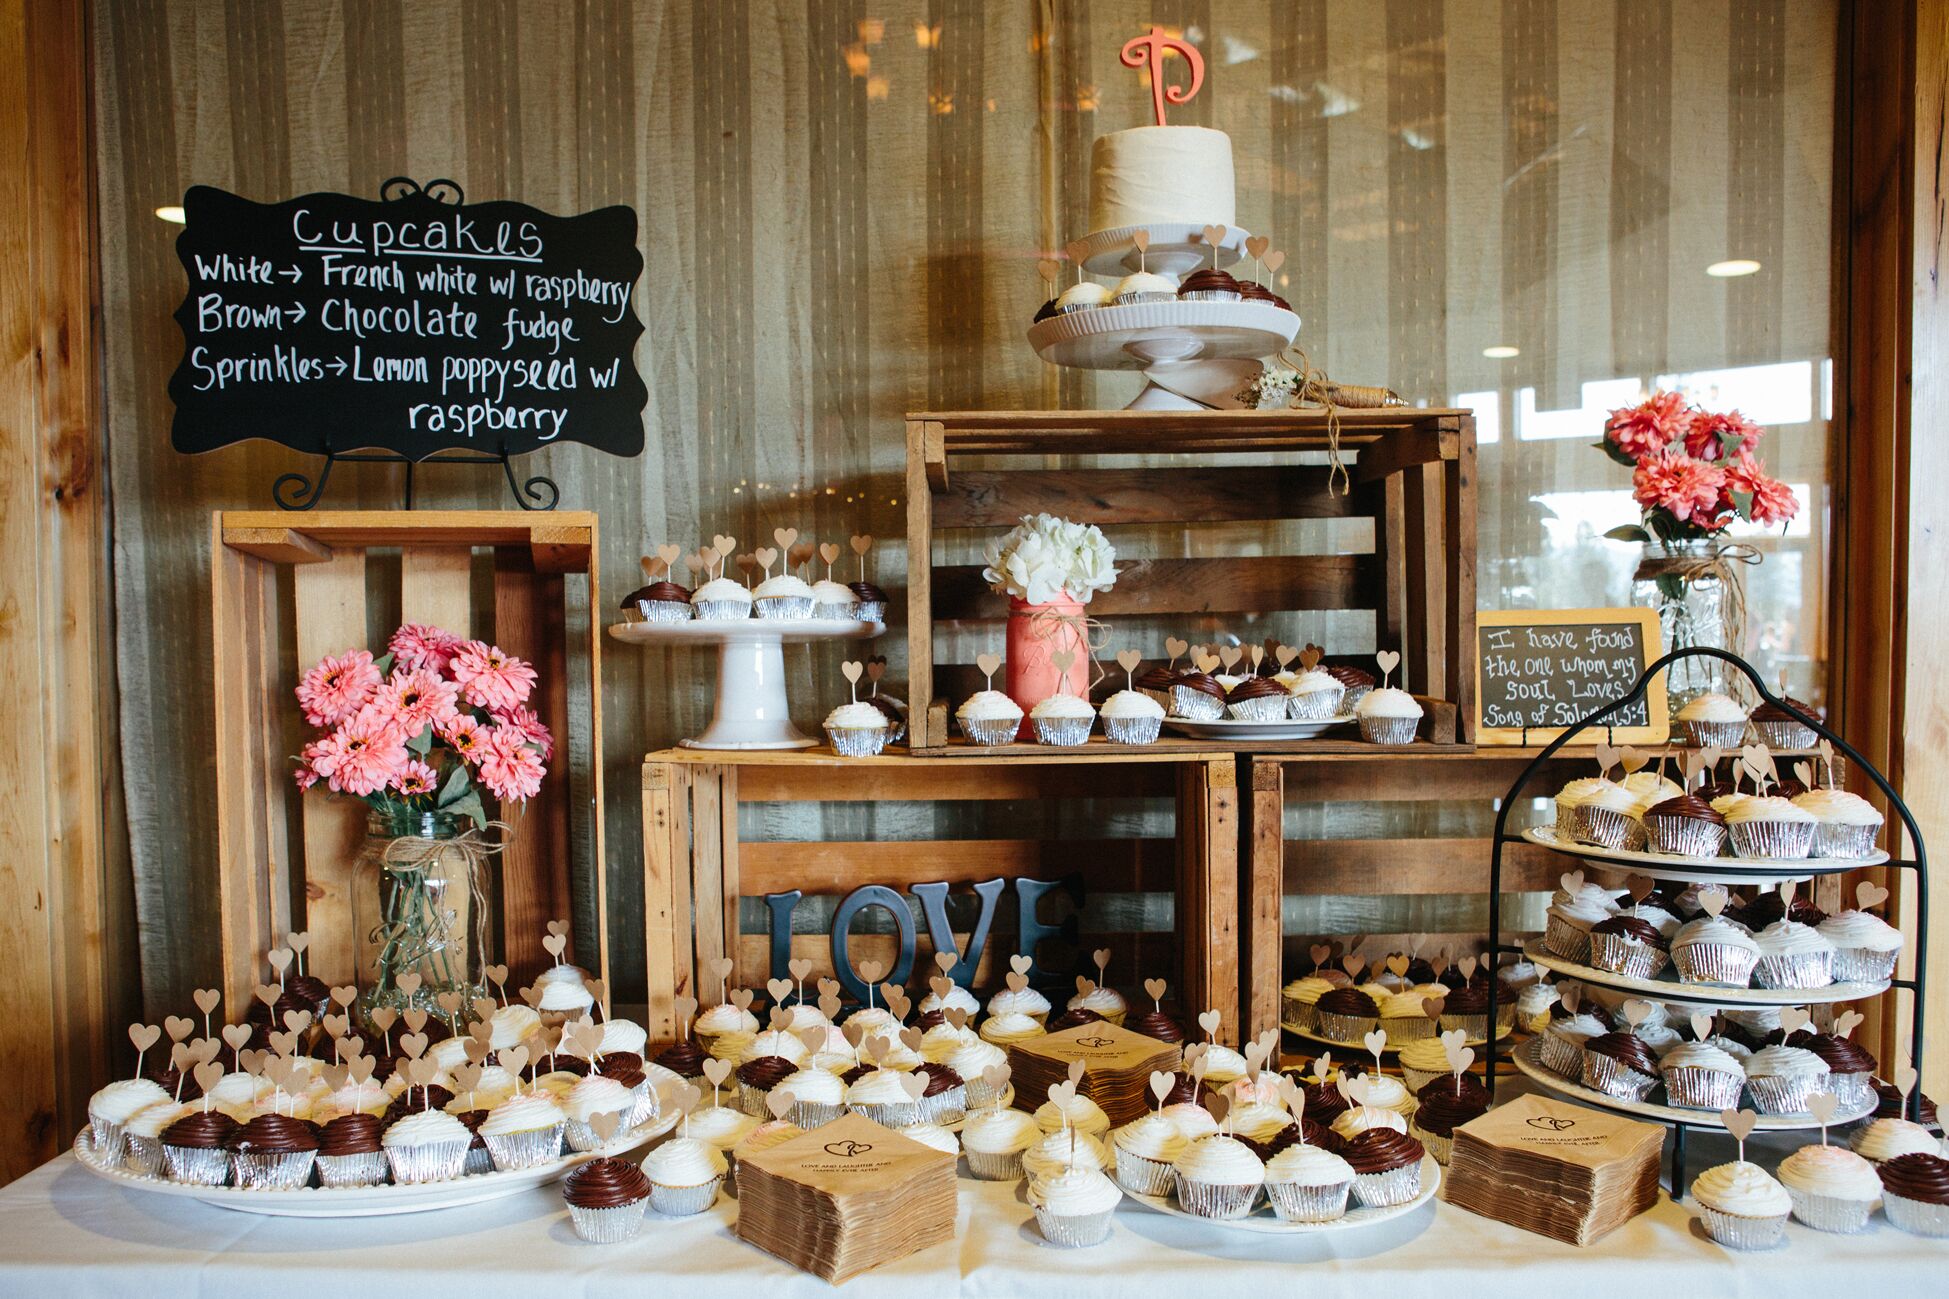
[359,816,511,1017]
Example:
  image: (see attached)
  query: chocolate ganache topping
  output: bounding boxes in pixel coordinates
[383,1085,455,1127]
[1172,671,1228,701]
[1878,1152,1949,1204]
[1874,1080,1940,1129]
[1316,988,1379,1018]
[595,1051,645,1080]
[917,1062,964,1097]
[1415,1072,1489,1107]
[1046,1008,1105,1033]
[1325,664,1377,692]
[318,1113,383,1157]
[1591,915,1667,949]
[1124,1011,1185,1043]
[1340,1127,1423,1173]
[232,1113,318,1153]
[1440,983,1490,1015]
[1178,268,1241,296]
[1647,793,1725,825]
[1298,1078,1351,1126]
[1135,666,1180,692]
[1413,1084,1489,1137]
[848,581,889,605]
[1785,1032,1877,1076]
[1161,1073,1203,1107]
[1752,696,1818,725]
[1584,1032,1659,1079]
[162,1109,238,1150]
[912,1009,946,1032]
[1226,676,1287,704]
[563,1156,653,1208]
[655,1039,709,1077]
[737,1055,798,1090]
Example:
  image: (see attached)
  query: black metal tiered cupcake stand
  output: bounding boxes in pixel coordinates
[1483,646,1929,1191]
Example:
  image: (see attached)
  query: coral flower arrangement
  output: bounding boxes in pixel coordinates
[292,622,550,825]
[1598,391,1799,543]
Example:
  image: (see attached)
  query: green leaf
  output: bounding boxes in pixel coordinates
[445,789,487,831]
[1593,438,1637,468]
[1730,489,1755,519]
[1604,524,1653,544]
[373,652,396,676]
[407,723,434,755]
[435,763,470,808]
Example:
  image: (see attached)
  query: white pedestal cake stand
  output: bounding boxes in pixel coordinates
[1027,299,1300,411]
[608,617,884,750]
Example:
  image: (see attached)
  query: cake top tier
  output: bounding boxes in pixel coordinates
[1088,125,1236,234]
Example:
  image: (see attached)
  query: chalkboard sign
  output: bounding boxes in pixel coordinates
[168,180,647,469]
[1475,608,1669,745]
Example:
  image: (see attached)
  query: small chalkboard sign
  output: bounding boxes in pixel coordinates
[167,179,646,503]
[1475,608,1669,745]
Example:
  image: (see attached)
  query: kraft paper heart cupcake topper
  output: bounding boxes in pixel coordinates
[1818,739,1837,788]
[1037,256,1060,295]
[1115,649,1142,692]
[1144,977,1167,1012]
[1374,649,1400,689]
[1130,228,1150,276]
[858,959,886,1012]
[266,946,292,989]
[1050,650,1077,696]
[1262,249,1286,287]
[1065,239,1089,287]
[1363,1030,1388,1076]
[1312,1049,1335,1085]
[708,956,734,1005]
[368,1006,398,1058]
[1245,234,1271,281]
[1218,645,1243,674]
[1806,1090,1840,1146]
[1198,1008,1222,1042]
[1834,1008,1865,1039]
[974,652,1002,692]
[1201,224,1227,272]
[192,987,221,1038]
[841,660,865,704]
[883,984,911,1024]
[1779,1006,1811,1035]
[1856,880,1890,913]
[1165,636,1188,669]
[1689,1010,1715,1043]
[1720,1107,1759,1163]
[1149,1070,1173,1112]
[850,534,873,584]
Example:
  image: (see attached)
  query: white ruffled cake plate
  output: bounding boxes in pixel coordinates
[70,1111,678,1218]
[1027,300,1299,372]
[1510,1038,1874,1130]
[1521,938,1891,1009]
[1163,714,1354,741]
[1120,1153,1439,1233]
[1521,825,1885,885]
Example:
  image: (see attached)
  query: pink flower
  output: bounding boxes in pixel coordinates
[1633,450,1727,525]
[477,723,546,802]
[311,703,409,797]
[394,759,439,798]
[494,705,554,761]
[1684,409,1763,462]
[388,623,462,675]
[438,713,488,764]
[450,641,538,712]
[1725,450,1800,527]
[293,765,319,792]
[296,649,380,728]
[1605,390,1692,462]
[375,668,461,736]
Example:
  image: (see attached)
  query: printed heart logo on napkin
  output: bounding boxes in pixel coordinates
[1525,1115,1577,1132]
[823,1139,875,1158]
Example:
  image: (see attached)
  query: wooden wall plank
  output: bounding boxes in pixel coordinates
[1246,760,1285,1045]
[905,419,937,747]
[1445,420,1478,736]
[211,530,270,1016]
[640,761,680,1041]
[291,549,369,985]
[931,555,1381,620]
[1283,837,1563,894]
[931,465,1359,528]
[737,838,1179,897]
[690,766,726,984]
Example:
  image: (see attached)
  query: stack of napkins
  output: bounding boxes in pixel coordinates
[734,1114,956,1282]
[1444,1095,1664,1245]
[1008,1022,1182,1126]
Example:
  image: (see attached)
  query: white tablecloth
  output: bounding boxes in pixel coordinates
[1,1099,1939,1297]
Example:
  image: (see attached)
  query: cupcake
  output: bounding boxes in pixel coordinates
[894,1121,960,1157]
[1313,988,1379,1043]
[1110,270,1178,305]
[382,1108,472,1184]
[961,1105,1040,1180]
[1171,1134,1265,1218]
[1034,1092,1112,1139]
[823,701,891,757]
[847,580,889,622]
[656,1039,711,1078]
[1111,1113,1186,1195]
[230,1113,319,1190]
[770,1064,843,1128]
[1777,1143,1881,1233]
[1053,281,1113,314]
[1581,1032,1661,1102]
[1873,1079,1941,1130]
[867,694,909,744]
[1161,1100,1221,1142]
[1066,984,1127,1026]
[1643,793,1727,858]
[947,1039,1009,1108]
[986,984,1052,1023]
[1090,688,1161,744]
[1792,789,1884,859]
[565,1075,640,1150]
[1577,783,1648,851]
[1355,687,1421,743]
[87,1078,169,1160]
[537,979,597,1026]
[844,1068,922,1127]
[1324,664,1376,709]
[1542,890,1615,964]
[1226,675,1290,721]
[1514,983,1559,1034]
[1538,1014,1608,1079]
[1852,1116,1942,1163]
[1396,1037,1460,1093]
[562,1155,653,1242]
[1750,921,1835,989]
[1030,1165,1121,1247]
[160,1108,237,1185]
[1331,1105,1409,1142]
[1135,665,1180,710]
[1197,1044,1250,1089]
[1790,1033,1876,1109]
[1437,982,1508,1041]
[1690,1159,1790,1249]
[689,575,753,621]
[1282,976,1337,1032]
[1378,992,1436,1045]
[489,1002,545,1049]
[809,578,860,620]
[1263,1142,1356,1222]
[1283,669,1347,721]
[1341,1128,1425,1206]
[1676,693,1750,748]
[1816,909,1904,982]
[1659,1041,1747,1110]
[1721,796,1815,860]
[119,1101,188,1177]
[1021,1129,1114,1184]
[1878,1152,1949,1236]
[1409,1078,1489,1165]
[1168,671,1227,721]
[1671,916,1761,986]
[1751,695,1820,749]
[1743,1045,1830,1115]
[685,1104,759,1186]
[1588,915,1670,979]
[978,1011,1046,1049]
[912,1062,967,1125]
[621,580,693,624]
[641,1135,726,1215]
[479,1091,568,1170]
[1124,1010,1185,1043]
[314,1113,388,1187]
[1029,692,1095,746]
[1177,266,1242,302]
[1553,777,1616,843]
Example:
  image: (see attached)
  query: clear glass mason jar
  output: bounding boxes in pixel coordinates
[352,806,491,1023]
[1631,538,1742,716]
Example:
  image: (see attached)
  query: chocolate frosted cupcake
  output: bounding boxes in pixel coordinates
[1581,1032,1660,1102]
[1786,1032,1876,1109]
[736,1055,798,1118]
[1125,1010,1185,1043]
[847,581,888,623]
[315,1113,387,1187]
[1178,267,1242,301]
[1408,1078,1488,1165]
[1874,1078,1941,1131]
[914,1061,967,1125]
[286,972,333,1018]
[1314,988,1379,1044]
[1436,982,1508,1040]
[1341,1128,1425,1206]
[1299,1078,1352,1128]
[1237,280,1278,305]
[1643,794,1727,858]
[1324,665,1376,709]
[230,1113,319,1190]
[1135,665,1180,710]
[161,1108,238,1186]
[655,1038,709,1079]
[1588,915,1670,979]
[1225,675,1289,722]
[1751,695,1820,749]
[1046,1007,1105,1033]
[382,1084,456,1128]
[1169,671,1227,721]
[1878,1152,1949,1236]
[563,1156,653,1242]
[621,581,693,624]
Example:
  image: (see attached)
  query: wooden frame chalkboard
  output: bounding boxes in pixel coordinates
[1474,607,1669,745]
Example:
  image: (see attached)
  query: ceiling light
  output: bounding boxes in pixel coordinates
[1483,345,1519,359]
[1706,259,1761,278]
[155,204,186,224]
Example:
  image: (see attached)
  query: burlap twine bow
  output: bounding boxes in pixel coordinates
[379,819,511,966]
[1024,604,1112,691]
[1639,541,1760,682]
[1276,345,1407,497]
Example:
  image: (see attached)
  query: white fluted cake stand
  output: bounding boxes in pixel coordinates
[1027,299,1300,410]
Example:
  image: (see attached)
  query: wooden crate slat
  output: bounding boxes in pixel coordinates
[690,766,728,984]
[492,548,572,983]
[219,510,596,570]
[719,766,740,985]
[931,554,1380,621]
[1276,754,1589,802]
[1247,762,1284,1046]
[737,838,1179,896]
[291,547,370,986]
[1445,423,1479,736]
[735,761,1182,802]
[213,535,285,1012]
[641,762,683,1042]
[1403,461,1445,697]
[905,421,939,746]
[931,465,1360,529]
[1282,837,1561,894]
[1371,474,1405,658]
[242,545,292,954]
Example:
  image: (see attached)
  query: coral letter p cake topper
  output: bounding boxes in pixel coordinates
[1121,26,1204,127]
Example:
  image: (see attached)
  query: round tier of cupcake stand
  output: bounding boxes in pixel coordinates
[1119,1153,1440,1233]
[1164,713,1353,742]
[1280,1021,1512,1055]
[608,616,885,750]
[69,1111,679,1217]
[1484,646,1930,1193]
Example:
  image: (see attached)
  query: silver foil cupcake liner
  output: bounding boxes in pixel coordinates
[848,1099,922,1128]
[1341,684,1373,710]
[1684,719,1751,749]
[1169,686,1226,721]
[1358,715,1418,745]
[690,599,751,621]
[1172,1173,1261,1219]
[960,715,1021,745]
[1582,1052,1658,1102]
[812,600,859,621]
[161,1145,231,1186]
[1409,1125,1455,1166]
[1112,291,1177,306]
[1438,1010,1509,1041]
[1312,1011,1376,1045]
[1673,942,1759,986]
[1139,687,1174,711]
[121,1134,166,1178]
[1102,714,1163,745]
[88,1119,127,1164]
[1753,719,1818,750]
[1266,1178,1352,1221]
[484,1123,566,1171]
[1785,1187,1876,1234]
[1662,1065,1745,1110]
[852,600,886,623]
[1747,1072,1828,1115]
[1032,716,1092,746]
[1727,820,1814,861]
[567,1198,650,1243]
[628,600,693,625]
[1644,814,1727,859]
[1830,946,1900,982]
[1695,1204,1788,1249]
[1519,1006,1553,1034]
[1381,1016,1434,1044]
[1554,803,1591,844]
[1753,951,1834,989]
[626,1082,657,1128]
[1114,1150,1175,1197]
[754,596,816,620]
[1883,1192,1949,1236]
[1282,996,1320,1033]
[566,1115,636,1152]
[1178,289,1242,303]
[1813,822,1881,859]
[232,1150,318,1190]
[789,1098,846,1129]
[1033,1206,1115,1247]
[385,1139,470,1185]
[1541,914,1596,963]
[1579,807,1647,852]
[964,1079,1008,1110]
[1351,1162,1423,1208]
[1589,932,1668,979]
[964,1147,1027,1181]
[315,1150,389,1187]
[1401,1065,1447,1094]
[649,1175,722,1216]
[1827,1070,1875,1111]
[1288,686,1347,720]
[463,1144,493,1175]
[917,1086,967,1126]
[1536,1034,1588,1080]
[825,725,889,757]
[737,1081,777,1119]
[1228,696,1289,722]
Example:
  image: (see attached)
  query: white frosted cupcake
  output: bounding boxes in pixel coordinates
[1659,1041,1747,1110]
[1034,1093,1111,1139]
[382,1109,473,1184]
[563,1076,638,1151]
[1054,280,1113,314]
[1099,688,1165,744]
[1030,1165,1122,1246]
[690,576,753,621]
[1355,686,1421,743]
[1264,1142,1356,1223]
[480,1091,567,1170]
[1553,777,1616,843]
[1197,1044,1249,1088]
[537,978,597,1026]
[119,1101,189,1177]
[1111,269,1179,305]
[918,983,981,1017]
[1029,692,1096,746]
[1537,1013,1607,1079]
[809,578,860,620]
[1111,1113,1185,1195]
[1744,1046,1830,1115]
[823,701,891,757]
[1542,891,1615,963]
[1066,984,1127,1025]
[1397,1037,1457,1093]
[1778,1143,1882,1232]
[895,1121,961,1157]
[86,1078,169,1160]
[1282,975,1336,1032]
[777,1065,845,1128]
[956,690,1024,745]
[1751,920,1835,989]
[1330,1105,1409,1142]
[986,984,1051,1023]
[641,1135,726,1215]
[947,1039,1009,1107]
[1792,788,1884,859]
[917,1021,977,1064]
[489,1002,544,1049]
[1671,916,1761,986]
[1022,1129,1114,1184]
[1172,1134,1265,1219]
[979,1011,1046,1048]
[1724,796,1816,861]
[752,573,816,620]
[1817,909,1904,982]
[1676,693,1750,748]
[1285,669,1347,720]
[844,1068,921,1127]
[1514,983,1560,1034]
[1161,1101,1220,1142]
[692,1002,761,1043]
[961,1106,1040,1180]
[1578,783,1648,851]
[1851,1117,1942,1163]
[1691,1159,1790,1249]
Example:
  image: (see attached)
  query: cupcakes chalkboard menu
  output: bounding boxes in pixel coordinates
[167,179,647,467]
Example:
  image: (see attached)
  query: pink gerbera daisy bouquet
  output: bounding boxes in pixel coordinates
[1596,390,1799,544]
[292,622,549,827]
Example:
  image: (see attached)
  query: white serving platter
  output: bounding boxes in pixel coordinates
[1521,938,1889,1009]
[1520,825,1884,885]
[1026,300,1299,371]
[1120,1153,1440,1233]
[1510,1037,1874,1131]
[1163,713,1355,741]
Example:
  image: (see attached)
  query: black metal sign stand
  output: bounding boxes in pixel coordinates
[271,441,559,511]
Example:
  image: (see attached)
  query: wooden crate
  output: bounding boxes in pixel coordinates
[211,510,607,1013]
[902,408,1477,751]
[640,748,1241,1044]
